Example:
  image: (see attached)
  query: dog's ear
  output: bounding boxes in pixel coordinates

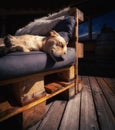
[49,30,59,37]
[4,34,13,47]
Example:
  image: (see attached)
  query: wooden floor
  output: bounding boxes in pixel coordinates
[0,75,115,130]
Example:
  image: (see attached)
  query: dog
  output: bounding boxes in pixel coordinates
[0,30,67,61]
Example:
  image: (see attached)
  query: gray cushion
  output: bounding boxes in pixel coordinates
[0,47,76,81]
[53,16,75,42]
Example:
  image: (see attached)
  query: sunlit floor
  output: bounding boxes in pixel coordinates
[0,75,115,130]
[28,75,115,130]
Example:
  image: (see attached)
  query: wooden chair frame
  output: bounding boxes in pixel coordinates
[0,7,84,129]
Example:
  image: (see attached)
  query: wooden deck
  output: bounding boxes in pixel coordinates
[0,76,115,130]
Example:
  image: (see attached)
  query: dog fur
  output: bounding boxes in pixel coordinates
[0,30,67,60]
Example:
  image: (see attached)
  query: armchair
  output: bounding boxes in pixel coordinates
[0,7,84,129]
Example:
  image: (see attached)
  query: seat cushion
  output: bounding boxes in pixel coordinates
[0,47,76,81]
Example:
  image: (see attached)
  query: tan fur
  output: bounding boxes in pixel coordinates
[2,30,67,58]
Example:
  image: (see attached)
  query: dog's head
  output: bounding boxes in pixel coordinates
[43,30,67,60]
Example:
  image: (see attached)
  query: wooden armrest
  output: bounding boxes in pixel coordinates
[77,42,84,58]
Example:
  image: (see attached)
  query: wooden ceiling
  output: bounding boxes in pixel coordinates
[0,0,115,19]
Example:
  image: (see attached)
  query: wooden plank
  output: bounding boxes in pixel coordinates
[57,65,75,82]
[80,76,99,130]
[45,82,62,93]
[89,77,115,130]
[37,100,66,130]
[74,8,79,93]
[5,76,114,130]
[48,76,83,130]
[45,80,74,94]
[59,93,81,130]
[96,77,115,115]
[0,66,72,86]
[103,77,115,93]
[18,102,46,130]
[11,76,45,106]
[28,100,53,130]
[78,42,84,58]
[60,85,76,100]
[0,101,12,112]
[0,82,75,122]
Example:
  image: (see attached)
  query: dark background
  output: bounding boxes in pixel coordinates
[0,0,115,36]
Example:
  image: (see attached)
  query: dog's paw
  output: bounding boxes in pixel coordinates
[0,46,9,56]
[4,34,13,48]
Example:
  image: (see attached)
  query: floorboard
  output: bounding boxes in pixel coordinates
[59,93,81,130]
[37,100,67,130]
[80,76,99,130]
[0,76,115,130]
[96,77,115,115]
[89,77,115,130]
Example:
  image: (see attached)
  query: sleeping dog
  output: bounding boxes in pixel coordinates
[0,30,67,61]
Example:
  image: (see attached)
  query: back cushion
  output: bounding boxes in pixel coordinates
[53,16,75,42]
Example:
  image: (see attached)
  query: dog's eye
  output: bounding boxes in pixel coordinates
[60,43,64,48]
[56,43,59,46]
[61,44,64,48]
[56,42,64,48]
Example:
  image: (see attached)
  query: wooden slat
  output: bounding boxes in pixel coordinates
[1,76,115,130]
[74,8,79,93]
[0,66,73,86]
[96,77,115,115]
[11,76,45,106]
[0,82,75,122]
[80,76,99,130]
[89,77,115,130]
[29,76,115,130]
[28,101,53,130]
[59,93,81,130]
[103,77,115,93]
[37,100,66,130]
[78,42,84,58]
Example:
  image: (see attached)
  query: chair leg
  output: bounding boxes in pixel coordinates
[17,102,46,130]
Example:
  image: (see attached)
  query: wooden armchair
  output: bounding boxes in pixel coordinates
[0,7,84,129]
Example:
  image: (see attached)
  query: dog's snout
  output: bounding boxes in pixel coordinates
[64,51,67,55]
